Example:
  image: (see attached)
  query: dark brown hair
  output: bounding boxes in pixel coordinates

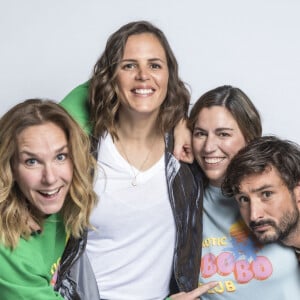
[222,135,300,197]
[188,85,262,143]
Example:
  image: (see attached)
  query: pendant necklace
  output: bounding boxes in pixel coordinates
[117,135,157,187]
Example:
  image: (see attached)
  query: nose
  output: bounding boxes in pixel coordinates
[249,200,264,223]
[42,164,57,185]
[135,65,150,81]
[203,134,217,153]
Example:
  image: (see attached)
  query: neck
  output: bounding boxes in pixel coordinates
[209,179,222,188]
[117,119,160,144]
[117,108,160,140]
[115,124,164,173]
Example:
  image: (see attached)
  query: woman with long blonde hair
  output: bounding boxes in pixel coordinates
[0,99,98,299]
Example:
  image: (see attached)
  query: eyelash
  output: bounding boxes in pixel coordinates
[122,63,136,70]
[262,191,273,198]
[25,158,38,166]
[219,132,230,137]
[56,153,68,162]
[24,153,68,166]
[238,196,249,204]
[193,131,206,137]
[192,131,230,138]
[121,63,162,70]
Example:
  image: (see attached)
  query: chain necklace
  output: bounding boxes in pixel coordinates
[117,135,157,187]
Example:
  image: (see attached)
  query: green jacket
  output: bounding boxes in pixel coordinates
[0,214,66,300]
[60,81,91,133]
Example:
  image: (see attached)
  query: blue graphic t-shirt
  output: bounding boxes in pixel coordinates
[199,185,300,300]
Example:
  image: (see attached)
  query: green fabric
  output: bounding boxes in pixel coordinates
[60,81,91,133]
[0,213,66,300]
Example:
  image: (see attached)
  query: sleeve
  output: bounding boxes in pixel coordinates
[60,81,91,134]
[0,246,64,300]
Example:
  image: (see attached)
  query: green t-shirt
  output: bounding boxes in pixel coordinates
[0,213,66,300]
[60,81,91,133]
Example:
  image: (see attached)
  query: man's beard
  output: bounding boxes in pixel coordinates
[249,194,299,244]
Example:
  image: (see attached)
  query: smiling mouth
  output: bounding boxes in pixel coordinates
[203,157,225,164]
[132,88,154,95]
[38,187,61,198]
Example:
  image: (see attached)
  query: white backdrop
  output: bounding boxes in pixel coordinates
[1,0,299,142]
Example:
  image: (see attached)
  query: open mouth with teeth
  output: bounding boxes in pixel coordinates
[204,157,226,164]
[38,187,61,198]
[132,88,154,95]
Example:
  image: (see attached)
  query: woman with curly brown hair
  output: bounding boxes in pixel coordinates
[61,21,216,300]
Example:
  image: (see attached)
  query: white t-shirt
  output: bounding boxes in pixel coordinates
[87,133,176,300]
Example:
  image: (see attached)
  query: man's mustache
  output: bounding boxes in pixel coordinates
[249,219,276,231]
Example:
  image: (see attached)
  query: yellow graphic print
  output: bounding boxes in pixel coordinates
[50,257,61,287]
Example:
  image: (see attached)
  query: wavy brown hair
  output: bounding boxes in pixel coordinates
[0,99,97,249]
[89,20,190,139]
[188,85,262,142]
[188,85,262,186]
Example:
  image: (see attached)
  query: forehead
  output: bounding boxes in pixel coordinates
[239,166,285,192]
[195,106,239,128]
[123,33,166,59]
[16,122,67,152]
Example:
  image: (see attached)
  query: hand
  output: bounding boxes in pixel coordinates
[169,281,218,300]
[173,119,194,163]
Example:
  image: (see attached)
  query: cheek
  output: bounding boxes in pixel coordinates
[115,79,125,97]
[63,163,74,182]
[13,166,25,182]
[226,139,246,156]
[156,72,169,92]
[239,207,250,223]
[115,73,130,95]
[192,139,203,155]
[15,172,37,195]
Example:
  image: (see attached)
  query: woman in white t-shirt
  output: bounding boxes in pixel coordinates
[61,21,217,300]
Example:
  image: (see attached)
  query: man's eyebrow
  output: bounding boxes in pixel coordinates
[249,184,274,193]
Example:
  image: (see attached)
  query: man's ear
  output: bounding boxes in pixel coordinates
[294,182,300,210]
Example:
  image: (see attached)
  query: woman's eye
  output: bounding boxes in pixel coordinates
[219,132,230,137]
[25,158,38,166]
[57,153,67,162]
[150,63,161,69]
[122,63,136,70]
[193,130,206,138]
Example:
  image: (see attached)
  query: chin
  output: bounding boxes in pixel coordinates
[41,204,64,216]
[256,233,279,244]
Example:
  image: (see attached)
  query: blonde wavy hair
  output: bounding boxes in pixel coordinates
[0,99,97,249]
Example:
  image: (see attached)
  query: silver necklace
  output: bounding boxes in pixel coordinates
[117,135,157,187]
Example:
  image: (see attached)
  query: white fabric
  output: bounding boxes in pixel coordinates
[87,133,176,300]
